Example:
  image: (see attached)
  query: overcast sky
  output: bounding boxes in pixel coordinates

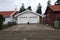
[0,0,57,14]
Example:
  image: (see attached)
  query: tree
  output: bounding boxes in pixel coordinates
[27,6,32,10]
[19,3,25,13]
[47,0,51,6]
[36,3,42,23]
[36,3,42,14]
[55,0,60,5]
[0,14,5,30]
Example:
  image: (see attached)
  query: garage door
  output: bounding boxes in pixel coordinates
[29,17,39,23]
[17,17,28,24]
[17,16,39,24]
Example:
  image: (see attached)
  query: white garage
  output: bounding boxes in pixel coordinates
[15,9,41,24]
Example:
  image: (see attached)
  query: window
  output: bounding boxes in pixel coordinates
[29,16,37,18]
[20,17,27,18]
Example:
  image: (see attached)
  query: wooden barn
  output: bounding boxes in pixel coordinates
[43,5,60,26]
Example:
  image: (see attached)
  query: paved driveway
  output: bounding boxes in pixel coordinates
[0,24,60,40]
[2,24,55,31]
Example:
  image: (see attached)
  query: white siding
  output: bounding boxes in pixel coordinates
[3,17,12,24]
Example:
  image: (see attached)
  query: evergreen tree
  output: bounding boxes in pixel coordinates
[27,6,32,10]
[36,3,42,24]
[55,0,60,5]
[0,14,5,30]
[47,0,51,6]
[19,3,25,13]
[36,3,42,14]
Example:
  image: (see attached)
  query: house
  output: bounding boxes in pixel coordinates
[43,5,60,26]
[0,11,15,24]
[0,9,41,24]
[14,9,41,24]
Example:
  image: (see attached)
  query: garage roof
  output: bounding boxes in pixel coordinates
[15,9,41,17]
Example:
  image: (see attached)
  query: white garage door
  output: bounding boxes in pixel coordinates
[17,16,39,24]
[17,12,39,24]
[29,17,39,23]
[19,17,29,23]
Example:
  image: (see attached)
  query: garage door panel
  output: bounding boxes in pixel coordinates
[29,17,39,23]
[20,18,28,23]
[18,17,29,24]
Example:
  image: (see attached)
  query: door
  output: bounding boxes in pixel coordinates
[29,16,39,23]
[17,17,29,24]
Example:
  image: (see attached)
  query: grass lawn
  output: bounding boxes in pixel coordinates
[2,25,12,29]
[0,24,13,30]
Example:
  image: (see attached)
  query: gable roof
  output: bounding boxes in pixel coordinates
[0,11,15,17]
[49,5,60,11]
[15,9,41,17]
[44,5,60,15]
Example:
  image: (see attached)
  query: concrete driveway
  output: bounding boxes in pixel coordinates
[0,24,60,40]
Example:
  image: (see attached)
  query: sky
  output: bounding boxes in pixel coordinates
[0,0,57,14]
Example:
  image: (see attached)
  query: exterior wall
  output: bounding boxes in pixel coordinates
[48,12,54,25]
[42,17,46,24]
[17,13,39,24]
[47,12,60,26]
[3,17,12,24]
[43,8,54,26]
[55,13,60,21]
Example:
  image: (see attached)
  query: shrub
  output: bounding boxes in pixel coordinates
[0,14,5,30]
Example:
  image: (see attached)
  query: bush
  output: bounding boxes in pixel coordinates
[12,22,17,25]
[8,22,12,26]
[8,22,16,26]
[0,14,5,30]
[1,24,12,30]
[0,24,2,30]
